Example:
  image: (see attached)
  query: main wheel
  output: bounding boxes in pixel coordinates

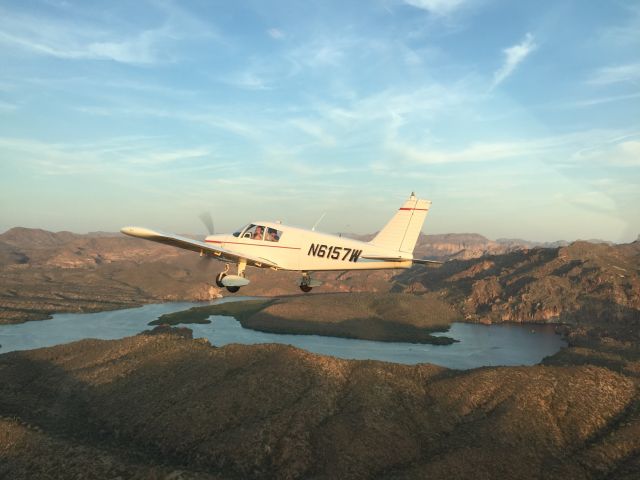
[300,284,312,293]
[215,272,226,288]
[226,286,240,293]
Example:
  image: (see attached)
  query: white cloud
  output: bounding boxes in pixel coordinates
[390,140,532,164]
[287,35,368,70]
[403,0,469,16]
[573,139,640,166]
[492,33,537,88]
[554,191,620,218]
[267,28,285,39]
[0,4,215,65]
[551,92,640,109]
[225,70,271,90]
[290,119,336,147]
[0,19,159,64]
[598,5,640,48]
[388,129,640,166]
[588,63,640,86]
[0,136,222,178]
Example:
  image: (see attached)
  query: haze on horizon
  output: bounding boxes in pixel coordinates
[0,0,638,243]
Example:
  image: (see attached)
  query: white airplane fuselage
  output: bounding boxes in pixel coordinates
[204,222,412,272]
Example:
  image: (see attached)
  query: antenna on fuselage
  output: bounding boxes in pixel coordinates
[311,212,326,231]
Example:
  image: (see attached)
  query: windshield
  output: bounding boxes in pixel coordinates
[232,224,250,238]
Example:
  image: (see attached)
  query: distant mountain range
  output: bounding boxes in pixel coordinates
[1,227,637,328]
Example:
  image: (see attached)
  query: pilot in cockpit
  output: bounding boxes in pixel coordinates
[252,226,264,240]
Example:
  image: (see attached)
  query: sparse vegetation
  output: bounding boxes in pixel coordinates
[1,333,638,479]
[149,298,276,325]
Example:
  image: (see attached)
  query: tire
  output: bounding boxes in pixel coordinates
[299,285,312,293]
[226,286,240,293]
[215,272,226,288]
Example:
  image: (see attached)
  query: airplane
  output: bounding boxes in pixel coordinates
[121,192,441,293]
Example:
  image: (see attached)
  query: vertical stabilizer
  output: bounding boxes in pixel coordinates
[370,193,431,253]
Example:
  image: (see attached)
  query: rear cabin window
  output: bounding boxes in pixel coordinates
[265,227,281,242]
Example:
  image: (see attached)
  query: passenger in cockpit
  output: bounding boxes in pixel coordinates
[267,227,280,242]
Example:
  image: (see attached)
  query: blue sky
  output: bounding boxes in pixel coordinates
[1,0,638,242]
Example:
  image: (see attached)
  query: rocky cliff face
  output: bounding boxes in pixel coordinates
[398,241,640,331]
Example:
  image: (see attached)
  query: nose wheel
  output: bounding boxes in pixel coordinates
[300,284,312,293]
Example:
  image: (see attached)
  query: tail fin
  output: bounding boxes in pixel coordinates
[370,193,431,253]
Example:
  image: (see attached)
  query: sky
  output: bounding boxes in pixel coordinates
[0,0,639,242]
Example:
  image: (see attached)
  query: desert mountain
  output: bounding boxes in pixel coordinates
[1,332,638,479]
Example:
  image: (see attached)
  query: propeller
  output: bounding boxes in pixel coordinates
[196,211,215,272]
[198,211,215,236]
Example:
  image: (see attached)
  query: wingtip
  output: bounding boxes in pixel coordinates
[120,226,158,238]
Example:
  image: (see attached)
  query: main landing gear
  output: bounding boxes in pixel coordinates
[299,272,314,293]
[215,262,246,293]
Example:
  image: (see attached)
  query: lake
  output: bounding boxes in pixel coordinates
[0,297,566,369]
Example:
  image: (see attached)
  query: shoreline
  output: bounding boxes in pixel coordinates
[2,295,572,342]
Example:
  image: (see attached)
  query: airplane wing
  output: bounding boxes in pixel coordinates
[361,254,443,265]
[120,226,278,269]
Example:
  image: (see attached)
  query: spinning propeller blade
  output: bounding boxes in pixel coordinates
[198,211,215,235]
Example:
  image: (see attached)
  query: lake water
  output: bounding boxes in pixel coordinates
[0,297,566,370]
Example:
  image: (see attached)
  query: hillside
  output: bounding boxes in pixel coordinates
[394,240,640,364]
[0,331,638,479]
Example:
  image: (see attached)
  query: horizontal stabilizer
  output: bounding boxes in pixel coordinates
[361,254,411,262]
[361,254,442,266]
[411,258,443,265]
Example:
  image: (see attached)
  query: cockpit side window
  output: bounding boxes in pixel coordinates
[243,224,266,240]
[265,227,282,242]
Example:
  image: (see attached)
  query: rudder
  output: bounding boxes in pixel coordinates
[370,193,431,253]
